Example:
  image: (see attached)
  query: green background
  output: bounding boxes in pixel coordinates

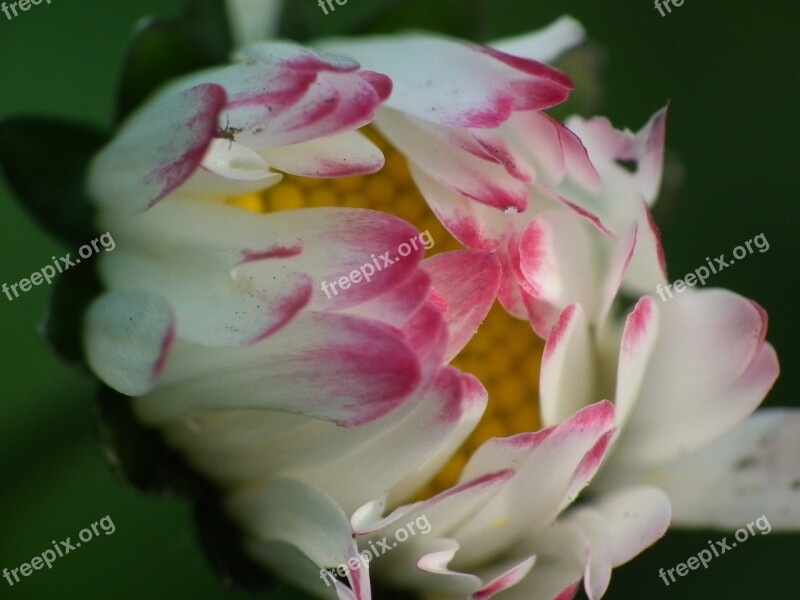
[0,1,797,598]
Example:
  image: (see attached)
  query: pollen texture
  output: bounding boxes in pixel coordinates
[228,129,544,495]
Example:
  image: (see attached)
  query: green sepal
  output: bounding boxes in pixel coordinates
[96,384,286,593]
[96,384,207,496]
[40,259,102,370]
[0,117,106,247]
[115,0,233,123]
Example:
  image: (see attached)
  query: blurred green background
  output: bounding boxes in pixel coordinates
[0,0,797,598]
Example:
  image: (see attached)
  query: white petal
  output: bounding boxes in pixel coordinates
[615,290,778,463]
[453,402,617,566]
[409,166,507,251]
[565,486,671,599]
[289,368,487,513]
[640,410,800,530]
[322,35,572,128]
[613,296,660,427]
[135,311,422,427]
[225,0,284,46]
[228,478,370,599]
[88,84,226,214]
[259,130,384,178]
[84,290,175,395]
[491,16,586,63]
[377,110,529,213]
[517,210,610,327]
[539,304,598,427]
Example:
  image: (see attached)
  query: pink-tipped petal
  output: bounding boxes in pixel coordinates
[614,296,660,427]
[539,304,597,426]
[324,35,572,128]
[88,83,226,214]
[136,312,422,427]
[453,402,617,565]
[472,556,536,599]
[423,250,503,362]
[615,290,779,463]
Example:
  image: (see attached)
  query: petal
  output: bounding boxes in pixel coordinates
[289,367,487,513]
[453,402,617,566]
[472,556,536,599]
[263,208,429,312]
[386,372,488,504]
[539,304,598,427]
[99,246,313,348]
[84,290,175,395]
[620,203,668,295]
[423,250,502,362]
[353,470,515,539]
[228,478,370,599]
[500,522,585,600]
[88,83,226,214]
[100,203,429,346]
[226,0,285,46]
[323,35,572,128]
[200,138,273,181]
[172,42,389,149]
[490,16,586,63]
[615,291,779,463]
[260,130,384,178]
[613,296,660,427]
[135,311,422,427]
[345,269,432,328]
[595,222,637,327]
[409,166,507,251]
[517,210,610,327]
[566,486,671,599]
[377,110,530,212]
[639,409,800,530]
[503,112,601,192]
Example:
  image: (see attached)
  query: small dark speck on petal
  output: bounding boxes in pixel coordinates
[736,456,757,470]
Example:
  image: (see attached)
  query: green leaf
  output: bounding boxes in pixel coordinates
[40,259,102,370]
[0,117,107,247]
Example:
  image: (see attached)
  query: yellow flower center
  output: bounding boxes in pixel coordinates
[228,130,543,495]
